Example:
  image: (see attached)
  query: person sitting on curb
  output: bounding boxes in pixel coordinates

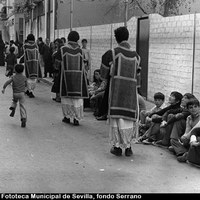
[154,93,195,149]
[139,92,166,137]
[170,98,200,163]
[138,91,183,145]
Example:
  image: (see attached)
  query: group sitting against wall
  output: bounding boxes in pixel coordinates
[137,91,200,168]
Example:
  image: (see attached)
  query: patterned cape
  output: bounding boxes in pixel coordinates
[24,41,42,78]
[60,42,89,99]
[100,42,140,121]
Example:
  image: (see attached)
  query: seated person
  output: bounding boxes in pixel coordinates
[170,98,200,163]
[154,93,195,148]
[85,69,106,116]
[139,92,165,136]
[139,91,183,144]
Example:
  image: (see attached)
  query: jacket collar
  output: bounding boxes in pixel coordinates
[118,41,131,49]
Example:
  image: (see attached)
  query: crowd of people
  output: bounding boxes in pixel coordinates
[0,26,199,168]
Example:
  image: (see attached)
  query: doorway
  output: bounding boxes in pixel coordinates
[136,16,150,98]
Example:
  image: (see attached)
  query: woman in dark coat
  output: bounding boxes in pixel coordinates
[0,34,5,67]
[51,38,63,102]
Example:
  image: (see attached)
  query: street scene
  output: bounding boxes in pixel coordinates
[0,67,200,193]
[0,0,200,194]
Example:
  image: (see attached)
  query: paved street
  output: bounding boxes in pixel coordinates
[0,67,200,193]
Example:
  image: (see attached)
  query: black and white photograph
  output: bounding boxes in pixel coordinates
[0,0,200,195]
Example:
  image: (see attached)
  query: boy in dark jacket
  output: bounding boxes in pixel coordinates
[140,91,183,144]
[154,93,195,148]
[5,47,17,77]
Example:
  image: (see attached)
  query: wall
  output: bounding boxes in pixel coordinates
[148,13,200,101]
[193,14,200,99]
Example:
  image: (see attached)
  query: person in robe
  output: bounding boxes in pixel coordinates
[19,34,42,98]
[100,26,141,157]
[60,31,89,126]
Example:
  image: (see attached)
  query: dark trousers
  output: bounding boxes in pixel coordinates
[159,114,182,146]
[171,139,189,156]
[188,146,200,166]
[97,79,109,117]
[170,119,186,140]
[148,123,163,141]
[170,119,187,156]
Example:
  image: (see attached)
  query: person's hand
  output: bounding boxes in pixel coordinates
[175,113,183,118]
[90,91,95,96]
[160,121,167,128]
[146,116,152,122]
[90,94,96,100]
[190,141,200,147]
[2,88,5,94]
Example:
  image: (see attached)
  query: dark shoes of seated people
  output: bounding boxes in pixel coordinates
[177,152,188,163]
[73,119,79,126]
[62,117,70,124]
[125,147,133,157]
[110,146,122,156]
[21,118,26,128]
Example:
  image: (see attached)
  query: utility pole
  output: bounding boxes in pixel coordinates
[124,0,129,27]
[70,0,73,31]
[30,0,35,34]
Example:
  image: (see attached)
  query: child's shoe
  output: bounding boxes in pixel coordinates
[29,92,35,98]
[10,109,15,117]
[9,106,15,110]
[21,118,26,128]
[25,90,30,96]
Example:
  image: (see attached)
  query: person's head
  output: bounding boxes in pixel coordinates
[61,37,66,45]
[81,39,87,48]
[186,98,200,116]
[45,38,50,45]
[153,92,165,108]
[169,91,183,105]
[114,26,129,44]
[181,93,196,107]
[93,69,101,83]
[27,34,35,42]
[67,31,80,42]
[54,38,63,50]
[14,64,24,74]
[38,37,43,43]
[9,46,15,54]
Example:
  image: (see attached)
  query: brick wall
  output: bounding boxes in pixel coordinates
[148,13,200,101]
[148,14,195,101]
[193,13,200,99]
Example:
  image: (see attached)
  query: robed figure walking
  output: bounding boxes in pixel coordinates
[100,26,141,157]
[60,31,89,126]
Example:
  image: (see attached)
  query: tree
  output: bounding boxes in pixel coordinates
[119,0,193,17]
